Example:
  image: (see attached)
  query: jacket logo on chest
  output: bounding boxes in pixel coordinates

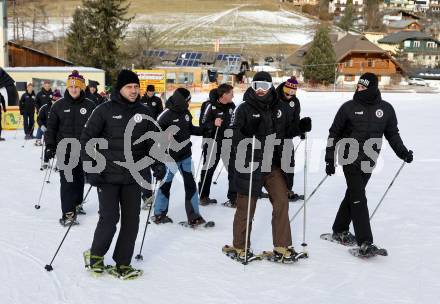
[355,111,363,115]
[80,108,87,115]
[64,109,71,113]
[173,119,179,122]
[277,109,282,118]
[152,102,156,106]
[134,114,143,123]
[112,115,122,119]
[252,114,260,118]
[229,108,233,114]
[185,114,190,122]
[289,101,295,108]
[376,109,384,118]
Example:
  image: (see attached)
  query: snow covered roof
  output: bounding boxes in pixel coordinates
[410,69,440,80]
[378,31,437,44]
[388,20,420,29]
[4,66,105,73]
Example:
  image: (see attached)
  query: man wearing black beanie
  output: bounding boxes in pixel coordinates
[324,72,413,257]
[81,69,166,279]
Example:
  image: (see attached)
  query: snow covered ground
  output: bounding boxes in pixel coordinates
[1,91,439,304]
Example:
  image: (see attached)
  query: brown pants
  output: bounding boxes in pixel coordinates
[233,168,292,249]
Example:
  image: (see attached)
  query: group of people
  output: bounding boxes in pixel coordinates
[27,68,413,279]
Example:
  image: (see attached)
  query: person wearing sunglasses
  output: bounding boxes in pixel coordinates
[224,71,306,263]
[276,76,311,202]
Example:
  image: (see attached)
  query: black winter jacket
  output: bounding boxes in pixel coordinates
[44,90,95,150]
[19,91,36,115]
[325,91,409,168]
[276,82,302,139]
[35,88,53,111]
[140,94,163,120]
[37,101,53,128]
[81,93,157,184]
[200,99,236,140]
[157,93,202,162]
[85,90,105,106]
[231,87,298,196]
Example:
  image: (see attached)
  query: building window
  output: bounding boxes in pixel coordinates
[426,41,437,48]
[404,41,411,48]
[345,75,355,81]
[413,41,421,48]
[367,59,374,67]
[178,72,194,84]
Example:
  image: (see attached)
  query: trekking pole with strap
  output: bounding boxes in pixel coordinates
[35,158,55,209]
[213,163,224,185]
[370,162,406,221]
[244,135,256,265]
[301,135,308,253]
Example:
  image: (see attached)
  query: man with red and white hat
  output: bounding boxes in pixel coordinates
[44,70,96,226]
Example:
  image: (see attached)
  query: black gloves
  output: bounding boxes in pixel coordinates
[299,117,312,133]
[300,133,306,140]
[325,161,335,176]
[44,145,56,163]
[86,173,105,187]
[152,162,167,181]
[403,150,413,163]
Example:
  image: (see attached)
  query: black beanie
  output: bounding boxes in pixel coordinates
[175,87,191,102]
[253,71,272,82]
[358,73,378,89]
[147,84,155,92]
[116,70,140,91]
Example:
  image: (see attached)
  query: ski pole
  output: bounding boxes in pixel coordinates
[199,127,219,199]
[301,134,308,253]
[46,158,55,184]
[370,161,406,221]
[135,180,158,261]
[289,175,328,223]
[244,135,256,265]
[35,159,54,210]
[40,140,45,170]
[195,142,205,180]
[213,163,224,185]
[81,185,93,206]
[294,139,302,154]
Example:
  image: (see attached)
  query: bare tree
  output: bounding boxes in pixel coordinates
[124,24,159,69]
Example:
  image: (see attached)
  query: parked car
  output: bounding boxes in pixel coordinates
[264,56,274,63]
[408,78,427,86]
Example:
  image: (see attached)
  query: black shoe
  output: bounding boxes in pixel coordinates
[222,199,236,208]
[59,212,79,226]
[288,191,304,202]
[152,214,173,224]
[189,216,206,226]
[200,197,217,206]
[332,231,356,246]
[76,204,86,215]
[359,242,380,256]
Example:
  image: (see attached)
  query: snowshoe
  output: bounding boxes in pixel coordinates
[222,245,262,264]
[261,247,306,264]
[288,191,304,202]
[179,217,215,228]
[76,204,86,215]
[106,265,143,280]
[152,214,173,225]
[349,242,388,258]
[59,212,79,227]
[200,197,217,206]
[34,140,43,146]
[141,196,154,210]
[83,250,106,276]
[320,231,356,246]
[222,199,236,208]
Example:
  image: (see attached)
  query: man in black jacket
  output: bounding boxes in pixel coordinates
[81,69,165,279]
[139,84,164,208]
[85,80,105,106]
[224,72,311,263]
[0,92,6,141]
[35,80,53,112]
[35,89,62,146]
[198,83,236,206]
[325,72,413,256]
[154,88,207,226]
[44,71,95,226]
[276,76,306,202]
[19,83,36,139]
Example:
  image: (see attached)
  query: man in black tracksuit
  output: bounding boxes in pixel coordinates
[225,72,312,263]
[325,72,413,255]
[81,70,165,277]
[276,76,309,201]
[0,92,6,141]
[154,88,207,225]
[44,71,95,226]
[19,83,36,139]
[35,81,53,112]
[198,83,236,206]
[139,84,164,207]
[198,88,218,124]
[85,80,105,106]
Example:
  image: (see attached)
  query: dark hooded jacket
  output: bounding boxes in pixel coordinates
[85,87,105,106]
[325,88,409,168]
[231,87,298,196]
[200,98,235,140]
[19,91,36,115]
[199,89,218,124]
[140,94,163,120]
[37,100,53,128]
[276,82,302,139]
[157,91,202,162]
[80,92,157,184]
[35,88,53,111]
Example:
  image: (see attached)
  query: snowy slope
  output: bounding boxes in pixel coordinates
[0,91,439,304]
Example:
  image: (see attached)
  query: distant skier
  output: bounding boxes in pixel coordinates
[44,71,95,226]
[325,72,413,256]
[81,69,165,279]
[0,91,6,141]
[198,83,236,206]
[19,83,36,139]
